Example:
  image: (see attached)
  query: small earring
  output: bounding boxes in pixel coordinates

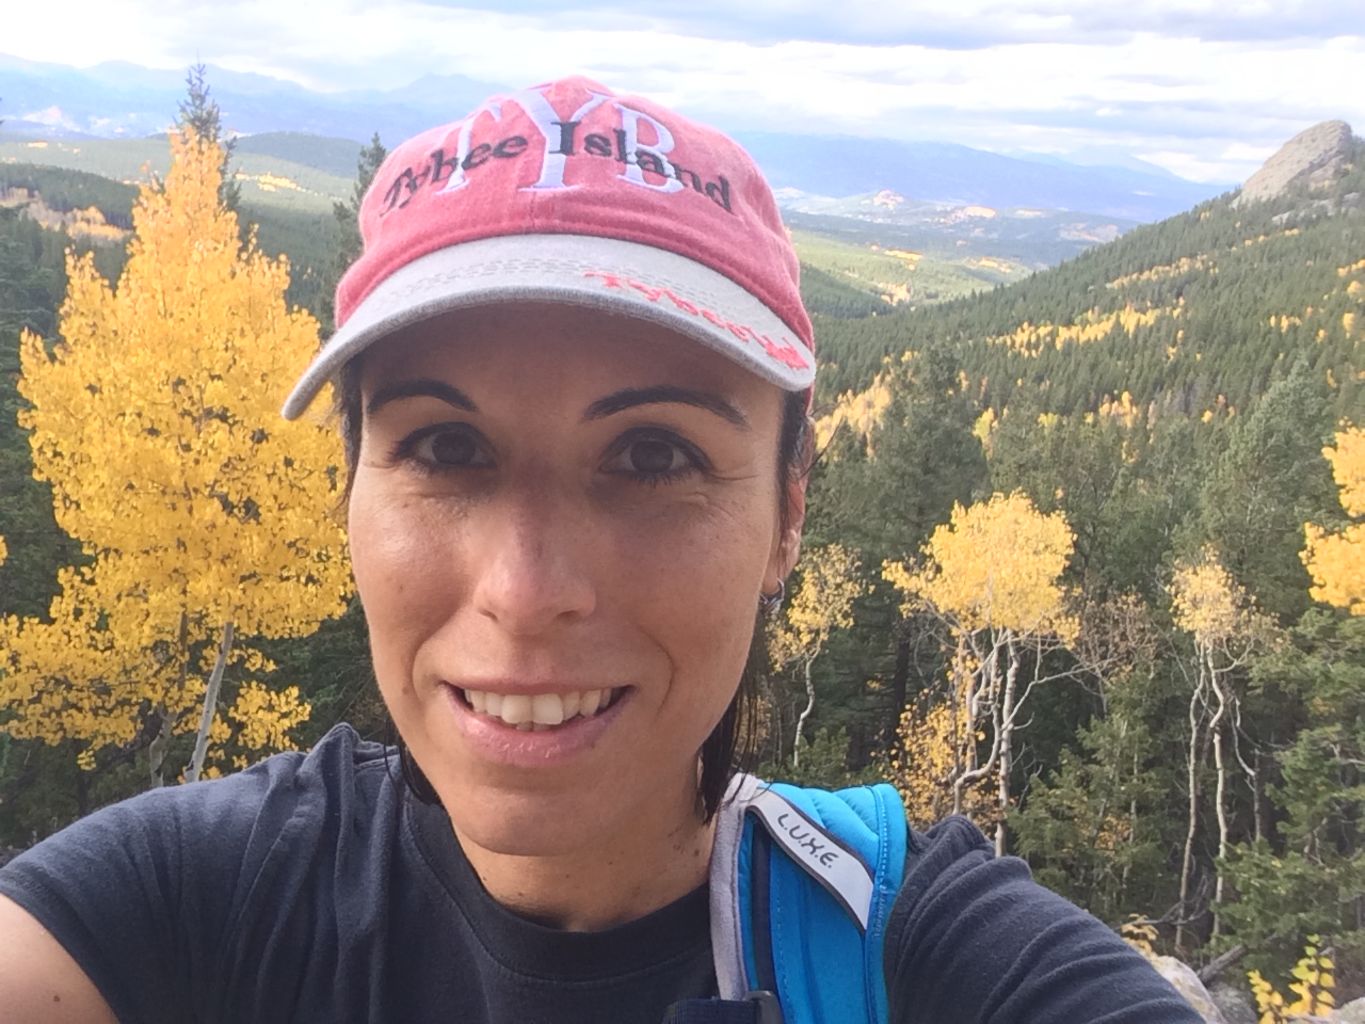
[759,579,786,616]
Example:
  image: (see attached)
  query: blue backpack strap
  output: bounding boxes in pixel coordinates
[707,773,907,1024]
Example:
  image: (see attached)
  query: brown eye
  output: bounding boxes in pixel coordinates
[603,430,707,483]
[407,426,491,469]
[428,431,477,465]
[628,438,685,475]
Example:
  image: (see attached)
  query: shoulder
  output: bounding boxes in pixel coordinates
[0,725,401,1021]
[0,721,398,916]
[885,815,1202,1023]
[8,723,392,877]
[899,814,1000,902]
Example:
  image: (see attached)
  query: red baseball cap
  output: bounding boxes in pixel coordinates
[282,75,815,420]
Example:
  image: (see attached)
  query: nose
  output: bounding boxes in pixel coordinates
[469,490,598,635]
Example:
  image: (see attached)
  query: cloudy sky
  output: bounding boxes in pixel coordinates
[5,0,1362,183]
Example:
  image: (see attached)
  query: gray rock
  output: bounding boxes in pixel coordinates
[1151,955,1229,1023]
[1336,996,1365,1023]
[1209,977,1257,1024]
[1235,120,1354,207]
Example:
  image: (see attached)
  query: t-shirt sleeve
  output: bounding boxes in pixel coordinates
[0,745,325,1024]
[883,816,1203,1024]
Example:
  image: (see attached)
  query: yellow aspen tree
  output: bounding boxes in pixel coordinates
[0,127,351,786]
[1248,937,1336,1023]
[813,364,897,455]
[1169,548,1274,946]
[883,491,1078,855]
[888,680,998,830]
[1303,425,1365,614]
[769,542,867,768]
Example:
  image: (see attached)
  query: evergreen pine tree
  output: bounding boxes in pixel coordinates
[177,63,240,212]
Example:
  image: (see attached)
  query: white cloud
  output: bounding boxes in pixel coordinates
[5,0,1363,183]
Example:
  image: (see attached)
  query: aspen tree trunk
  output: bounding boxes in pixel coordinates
[953,633,1005,821]
[185,621,235,783]
[950,636,969,815]
[889,633,911,741]
[995,638,1020,857]
[954,636,981,815]
[147,707,175,788]
[1252,751,1266,844]
[1177,675,1205,952]
[149,609,193,787]
[1232,710,1263,844]
[1209,653,1230,937]
[771,691,784,770]
[793,653,817,769]
[1124,741,1140,895]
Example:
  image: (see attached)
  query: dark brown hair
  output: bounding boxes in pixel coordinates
[336,352,811,821]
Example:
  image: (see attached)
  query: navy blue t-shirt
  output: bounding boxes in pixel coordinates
[0,725,1199,1023]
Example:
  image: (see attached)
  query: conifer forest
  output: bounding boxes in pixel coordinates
[1,83,1362,1010]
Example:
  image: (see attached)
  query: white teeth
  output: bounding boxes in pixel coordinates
[500,694,532,726]
[461,687,617,728]
[531,693,565,726]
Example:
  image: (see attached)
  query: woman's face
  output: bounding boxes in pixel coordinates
[348,304,799,858]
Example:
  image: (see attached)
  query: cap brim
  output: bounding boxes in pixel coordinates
[281,233,815,420]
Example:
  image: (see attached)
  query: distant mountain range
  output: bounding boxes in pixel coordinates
[0,54,1223,223]
[741,134,1217,222]
[814,121,1364,419]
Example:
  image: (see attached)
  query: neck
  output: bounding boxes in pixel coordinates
[455,777,716,932]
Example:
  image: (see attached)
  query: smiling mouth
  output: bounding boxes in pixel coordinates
[457,687,625,731]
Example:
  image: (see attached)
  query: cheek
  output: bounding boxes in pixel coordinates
[348,482,463,680]
[617,499,773,719]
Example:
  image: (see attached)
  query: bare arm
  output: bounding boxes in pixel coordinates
[0,894,118,1024]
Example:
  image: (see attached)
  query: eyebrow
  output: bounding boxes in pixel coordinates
[366,379,479,416]
[584,386,750,429]
[365,379,749,430]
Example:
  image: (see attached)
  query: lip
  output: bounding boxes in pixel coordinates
[441,682,630,767]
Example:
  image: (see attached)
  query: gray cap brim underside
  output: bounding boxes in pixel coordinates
[281,234,814,420]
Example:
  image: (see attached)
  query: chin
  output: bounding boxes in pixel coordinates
[438,779,626,858]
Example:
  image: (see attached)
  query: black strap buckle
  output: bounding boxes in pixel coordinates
[660,990,784,1024]
[742,990,783,1024]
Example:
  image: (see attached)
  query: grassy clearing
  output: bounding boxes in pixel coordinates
[791,228,1023,308]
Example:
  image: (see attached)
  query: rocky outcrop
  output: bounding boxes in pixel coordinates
[1151,956,1229,1022]
[1235,120,1354,207]
[1209,977,1257,1024]
[1145,954,1356,1023]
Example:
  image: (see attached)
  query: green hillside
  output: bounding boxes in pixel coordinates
[3,124,1364,1000]
[0,163,137,226]
[816,142,1365,419]
[785,202,1121,267]
[791,131,1365,993]
[0,161,341,316]
[0,135,351,216]
[5,132,1135,329]
[791,227,1022,311]
[233,132,364,179]
[0,151,915,323]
